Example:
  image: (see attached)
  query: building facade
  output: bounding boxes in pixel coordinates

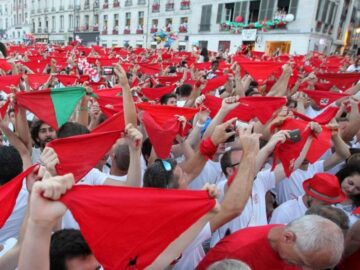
[1,0,359,55]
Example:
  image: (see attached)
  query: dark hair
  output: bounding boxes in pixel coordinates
[245,87,259,96]
[0,146,23,185]
[249,80,259,87]
[50,229,92,270]
[30,119,45,147]
[220,148,241,177]
[141,138,152,165]
[305,205,349,232]
[336,164,360,207]
[114,143,130,171]
[0,42,7,58]
[200,48,209,62]
[143,159,177,188]
[160,93,177,105]
[176,84,193,97]
[57,122,90,138]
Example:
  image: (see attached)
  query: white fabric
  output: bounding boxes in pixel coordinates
[0,181,28,244]
[0,238,17,257]
[334,203,360,227]
[304,105,325,118]
[188,160,225,190]
[106,174,127,182]
[274,160,324,205]
[346,65,360,72]
[210,169,275,247]
[31,147,41,164]
[174,222,211,270]
[270,196,307,224]
[62,169,108,229]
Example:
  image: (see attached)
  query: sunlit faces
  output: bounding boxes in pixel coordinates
[166,97,177,106]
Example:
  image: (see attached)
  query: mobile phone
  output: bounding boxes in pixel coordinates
[103,67,114,75]
[225,128,235,143]
[288,129,301,142]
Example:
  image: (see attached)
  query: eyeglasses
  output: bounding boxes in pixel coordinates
[228,162,240,168]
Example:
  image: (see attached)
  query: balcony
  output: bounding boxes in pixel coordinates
[51,29,56,33]
[165,2,174,11]
[199,24,210,32]
[75,5,81,10]
[84,2,90,9]
[150,27,157,33]
[180,1,190,10]
[44,28,49,33]
[152,3,160,12]
[124,28,130,34]
[103,3,109,8]
[93,2,99,9]
[93,26,99,31]
[136,28,143,34]
[179,25,187,33]
[102,29,108,34]
[82,25,90,31]
[112,29,119,34]
[138,0,146,5]
[113,1,120,8]
[37,28,42,33]
[44,7,49,12]
[59,28,64,32]
[59,5,64,11]
[51,7,56,11]
[125,0,132,6]
[219,23,230,32]
[37,8,41,13]
[166,25,172,32]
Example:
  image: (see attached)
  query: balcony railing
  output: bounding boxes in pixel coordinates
[75,5,81,10]
[136,28,143,34]
[51,29,56,33]
[51,7,55,11]
[124,28,130,34]
[199,24,210,32]
[138,0,146,5]
[37,8,41,13]
[93,26,99,31]
[112,29,119,34]
[219,23,230,31]
[37,28,42,33]
[102,29,108,34]
[152,4,160,12]
[150,27,157,33]
[59,5,64,10]
[59,28,64,32]
[166,2,174,11]
[113,1,120,7]
[84,3,90,9]
[125,0,132,6]
[44,28,49,33]
[44,7,49,12]
[93,2,99,8]
[30,9,34,14]
[103,3,109,8]
[180,1,190,10]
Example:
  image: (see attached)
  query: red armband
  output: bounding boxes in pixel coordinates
[200,137,217,160]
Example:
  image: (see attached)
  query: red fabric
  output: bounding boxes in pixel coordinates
[137,103,199,124]
[203,95,286,124]
[251,51,265,59]
[199,138,218,160]
[0,165,37,228]
[21,60,48,73]
[99,105,121,117]
[198,225,299,270]
[315,82,333,91]
[353,207,360,214]
[56,75,78,86]
[27,74,50,90]
[291,106,339,125]
[141,85,176,100]
[202,76,229,94]
[138,63,162,75]
[142,111,180,158]
[302,90,349,108]
[0,100,10,119]
[97,95,124,108]
[0,59,12,72]
[60,185,215,270]
[47,131,121,182]
[92,112,125,133]
[239,62,283,82]
[156,75,182,85]
[94,88,122,97]
[192,62,212,71]
[317,73,360,90]
[0,75,22,93]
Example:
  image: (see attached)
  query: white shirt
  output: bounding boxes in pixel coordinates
[0,181,28,244]
[334,203,360,227]
[270,196,307,224]
[210,169,276,247]
[304,105,326,118]
[62,169,108,229]
[188,160,225,190]
[274,160,324,205]
[346,65,360,73]
[174,222,211,270]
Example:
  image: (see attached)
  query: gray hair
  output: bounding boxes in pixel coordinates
[285,215,344,267]
[207,259,251,270]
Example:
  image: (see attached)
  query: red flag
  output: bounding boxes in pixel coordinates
[291,106,339,125]
[317,72,360,90]
[0,165,37,228]
[94,88,122,97]
[60,185,215,270]
[202,76,229,94]
[0,99,10,119]
[92,112,125,133]
[27,74,50,90]
[141,85,176,100]
[302,90,349,108]
[56,75,78,86]
[0,75,22,93]
[47,131,121,182]
[156,75,182,85]
[239,62,284,82]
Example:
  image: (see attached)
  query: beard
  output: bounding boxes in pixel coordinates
[39,137,54,148]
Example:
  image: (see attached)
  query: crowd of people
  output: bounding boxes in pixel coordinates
[0,41,359,270]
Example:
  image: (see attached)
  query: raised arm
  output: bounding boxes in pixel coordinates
[267,64,292,97]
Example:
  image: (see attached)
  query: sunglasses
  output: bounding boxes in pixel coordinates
[156,159,173,172]
[228,162,240,168]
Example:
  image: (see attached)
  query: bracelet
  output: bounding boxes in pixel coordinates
[196,121,205,128]
[199,137,217,160]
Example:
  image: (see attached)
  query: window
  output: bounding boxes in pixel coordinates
[94,14,99,26]
[114,14,119,27]
[125,12,131,26]
[218,41,230,52]
[249,1,260,22]
[138,11,144,26]
[60,15,64,30]
[75,15,80,28]
[198,40,208,49]
[51,16,55,31]
[200,4,212,31]
[224,3,234,21]
[69,15,73,29]
[259,0,276,21]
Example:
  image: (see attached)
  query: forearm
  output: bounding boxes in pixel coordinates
[181,151,207,183]
[18,221,52,270]
[255,144,273,173]
[125,149,142,187]
[184,88,201,108]
[16,107,32,150]
[0,244,20,270]
[293,136,313,169]
[267,73,291,97]
[122,85,138,127]
[203,109,228,139]
[76,96,90,127]
[295,101,306,114]
[332,134,351,159]
[186,125,202,149]
[344,84,360,96]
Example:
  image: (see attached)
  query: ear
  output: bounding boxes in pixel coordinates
[282,231,296,245]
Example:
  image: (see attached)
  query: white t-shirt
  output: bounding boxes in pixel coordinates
[210,169,275,247]
[31,147,41,164]
[346,65,360,73]
[270,196,307,224]
[173,222,211,270]
[304,105,326,118]
[274,160,324,205]
[0,181,28,244]
[62,168,108,229]
[188,160,225,190]
[334,203,360,227]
